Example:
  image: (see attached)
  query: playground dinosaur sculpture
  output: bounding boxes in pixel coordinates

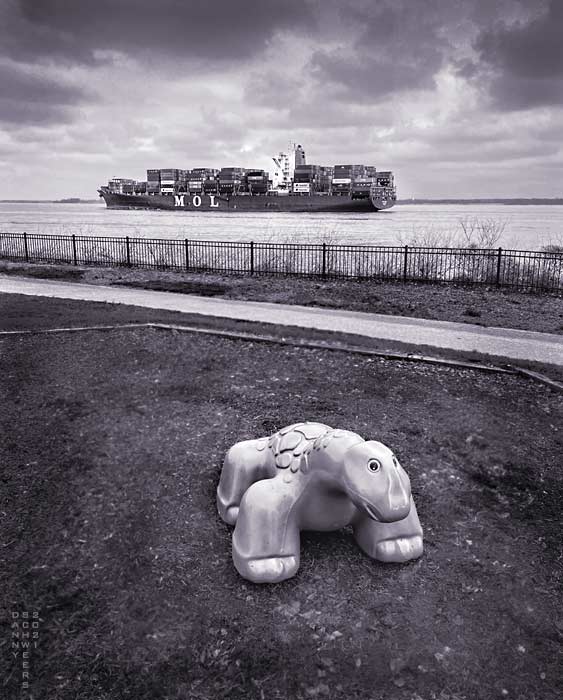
[217,422,423,583]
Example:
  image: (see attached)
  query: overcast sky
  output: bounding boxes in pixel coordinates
[1,0,562,199]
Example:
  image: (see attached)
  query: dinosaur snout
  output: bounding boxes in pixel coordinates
[389,473,410,513]
[362,469,411,523]
[384,467,411,520]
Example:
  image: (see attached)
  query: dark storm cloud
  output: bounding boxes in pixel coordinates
[309,50,440,102]
[2,0,315,66]
[0,63,88,126]
[476,0,563,78]
[306,0,448,102]
[469,0,563,109]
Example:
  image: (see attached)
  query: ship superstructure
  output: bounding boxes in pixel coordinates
[99,144,396,212]
[271,142,306,191]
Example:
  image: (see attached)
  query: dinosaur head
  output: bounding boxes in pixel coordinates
[341,441,411,522]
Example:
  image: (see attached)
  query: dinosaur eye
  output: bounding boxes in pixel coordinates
[367,459,381,473]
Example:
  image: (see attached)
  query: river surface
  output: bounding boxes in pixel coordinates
[1,201,562,250]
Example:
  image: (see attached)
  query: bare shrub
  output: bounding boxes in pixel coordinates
[542,244,563,254]
[397,218,507,250]
[185,243,233,272]
[396,225,458,248]
[541,233,563,254]
[143,241,184,270]
[0,233,25,260]
[256,244,318,277]
[395,218,509,283]
[263,226,341,247]
[254,242,287,274]
[458,216,507,249]
[254,228,337,276]
[79,240,123,266]
[503,249,563,290]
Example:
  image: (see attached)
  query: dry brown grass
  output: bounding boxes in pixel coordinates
[2,295,562,700]
[1,260,562,335]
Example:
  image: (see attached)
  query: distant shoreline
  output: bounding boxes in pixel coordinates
[0,199,101,204]
[397,198,563,205]
[1,197,562,206]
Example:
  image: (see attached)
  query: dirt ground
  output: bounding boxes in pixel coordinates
[1,259,561,334]
[1,295,562,700]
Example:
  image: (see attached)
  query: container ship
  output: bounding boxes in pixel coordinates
[98,144,396,213]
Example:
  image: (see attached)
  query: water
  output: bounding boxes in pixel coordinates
[1,201,562,250]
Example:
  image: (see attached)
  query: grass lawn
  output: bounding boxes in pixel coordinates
[1,296,562,700]
[1,259,562,334]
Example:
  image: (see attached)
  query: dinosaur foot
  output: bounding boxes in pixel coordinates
[375,535,423,563]
[223,506,239,526]
[234,555,299,583]
[217,495,240,525]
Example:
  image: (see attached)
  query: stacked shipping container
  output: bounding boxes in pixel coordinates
[128,159,387,199]
[108,178,135,194]
[291,163,375,195]
[332,165,366,194]
[146,168,224,194]
[159,169,180,194]
[245,169,269,194]
[293,165,317,194]
[218,167,245,195]
[191,168,219,194]
[318,166,334,193]
[147,169,160,194]
[375,171,394,187]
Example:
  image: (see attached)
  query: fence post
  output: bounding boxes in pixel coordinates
[184,238,189,271]
[24,231,29,262]
[126,236,131,267]
[250,240,254,275]
[403,245,408,282]
[322,242,327,278]
[496,247,502,286]
[72,234,78,266]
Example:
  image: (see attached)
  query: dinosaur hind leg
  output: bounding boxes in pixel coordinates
[217,439,272,525]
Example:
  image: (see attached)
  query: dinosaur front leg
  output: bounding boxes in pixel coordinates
[232,479,300,583]
[217,439,272,525]
[353,497,423,563]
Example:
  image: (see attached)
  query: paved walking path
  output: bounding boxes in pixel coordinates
[1,275,562,367]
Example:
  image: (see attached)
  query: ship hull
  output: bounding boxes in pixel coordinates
[98,189,395,212]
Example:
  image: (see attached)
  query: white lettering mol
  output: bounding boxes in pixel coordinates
[209,195,219,208]
[192,195,202,207]
[174,195,185,207]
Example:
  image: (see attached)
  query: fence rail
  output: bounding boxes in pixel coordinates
[0,232,562,292]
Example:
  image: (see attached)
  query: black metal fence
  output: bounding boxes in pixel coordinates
[1,232,562,292]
